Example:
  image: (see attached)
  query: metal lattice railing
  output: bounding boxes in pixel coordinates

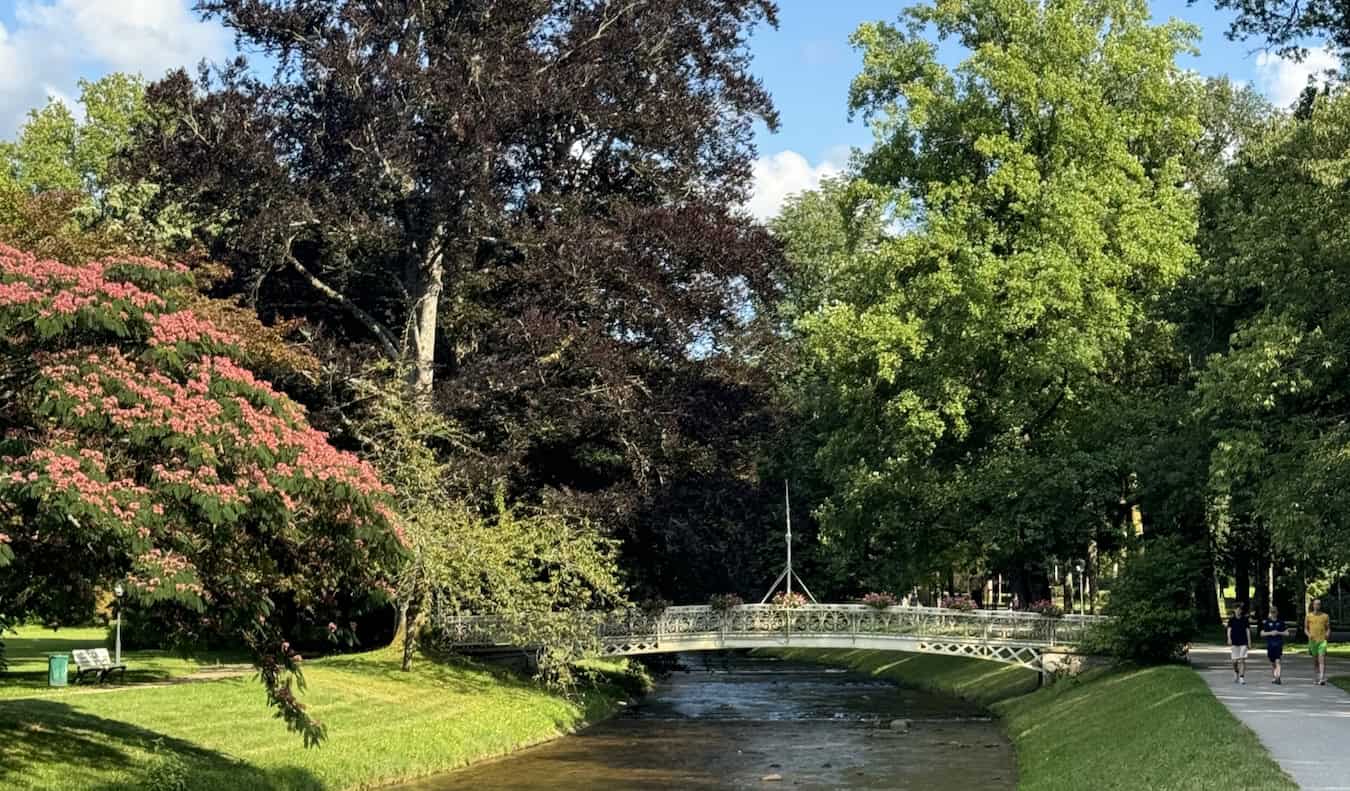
[442,603,1106,654]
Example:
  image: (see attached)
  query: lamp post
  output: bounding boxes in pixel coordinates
[1073,560,1086,615]
[113,583,124,665]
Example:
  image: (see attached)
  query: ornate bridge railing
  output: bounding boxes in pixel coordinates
[442,604,1107,672]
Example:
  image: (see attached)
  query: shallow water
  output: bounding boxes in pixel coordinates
[395,652,1016,790]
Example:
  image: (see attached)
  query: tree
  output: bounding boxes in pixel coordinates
[130,0,781,395]
[351,366,622,677]
[1196,89,1350,570]
[128,0,789,595]
[0,74,193,255]
[0,242,404,744]
[1205,0,1350,57]
[776,0,1204,594]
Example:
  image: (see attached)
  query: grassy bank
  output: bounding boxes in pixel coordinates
[767,648,1294,791]
[1,627,640,790]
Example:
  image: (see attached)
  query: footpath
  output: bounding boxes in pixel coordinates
[1193,645,1350,790]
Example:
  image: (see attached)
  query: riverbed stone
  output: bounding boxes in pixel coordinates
[761,773,783,782]
[887,718,911,732]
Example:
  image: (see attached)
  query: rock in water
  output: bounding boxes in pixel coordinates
[888,718,912,732]
[762,774,783,782]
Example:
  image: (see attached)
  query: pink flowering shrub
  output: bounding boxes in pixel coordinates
[861,592,897,610]
[1029,599,1063,618]
[0,243,403,744]
[771,590,808,609]
[940,594,978,612]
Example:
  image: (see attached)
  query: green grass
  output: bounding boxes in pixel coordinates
[1,625,250,699]
[761,647,1039,707]
[0,629,636,790]
[764,648,1295,791]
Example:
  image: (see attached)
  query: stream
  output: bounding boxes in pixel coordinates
[394,652,1016,790]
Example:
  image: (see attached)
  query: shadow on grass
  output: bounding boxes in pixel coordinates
[0,698,320,790]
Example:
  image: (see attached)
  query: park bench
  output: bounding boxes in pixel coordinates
[70,648,127,684]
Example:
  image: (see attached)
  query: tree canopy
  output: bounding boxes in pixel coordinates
[0,242,404,743]
[776,0,1204,594]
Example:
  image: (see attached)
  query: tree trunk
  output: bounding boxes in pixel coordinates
[408,247,445,403]
[401,604,420,672]
[1234,545,1250,612]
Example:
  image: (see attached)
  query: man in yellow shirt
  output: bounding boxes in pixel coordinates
[1306,598,1331,686]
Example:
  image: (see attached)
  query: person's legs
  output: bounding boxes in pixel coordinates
[1310,641,1327,684]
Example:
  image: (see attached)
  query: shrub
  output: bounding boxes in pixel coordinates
[861,592,897,610]
[771,590,808,609]
[639,598,672,617]
[940,594,977,612]
[1029,599,1063,618]
[707,593,744,613]
[1081,536,1200,663]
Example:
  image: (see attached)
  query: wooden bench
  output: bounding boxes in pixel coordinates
[71,648,127,684]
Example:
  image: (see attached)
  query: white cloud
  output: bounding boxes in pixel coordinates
[0,0,230,137]
[1254,46,1340,108]
[746,150,844,222]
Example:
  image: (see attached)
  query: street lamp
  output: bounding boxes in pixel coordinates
[113,583,124,665]
[1073,560,1086,615]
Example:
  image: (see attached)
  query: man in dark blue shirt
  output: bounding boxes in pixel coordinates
[1260,606,1289,685]
[1227,604,1250,685]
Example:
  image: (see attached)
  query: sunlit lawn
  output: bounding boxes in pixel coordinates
[0,627,631,790]
[0,625,250,700]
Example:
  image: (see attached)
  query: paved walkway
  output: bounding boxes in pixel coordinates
[1194,646,1350,790]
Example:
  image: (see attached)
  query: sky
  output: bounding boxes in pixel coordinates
[0,1,1339,220]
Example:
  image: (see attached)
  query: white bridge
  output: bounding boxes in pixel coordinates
[443,604,1106,673]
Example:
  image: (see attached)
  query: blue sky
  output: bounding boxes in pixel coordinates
[0,1,1337,219]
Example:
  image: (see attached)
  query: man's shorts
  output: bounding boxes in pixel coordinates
[1231,645,1249,660]
[1309,640,1329,657]
[1267,645,1283,662]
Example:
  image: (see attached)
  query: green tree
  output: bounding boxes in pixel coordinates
[1197,90,1350,570]
[0,74,191,252]
[352,366,622,678]
[777,0,1204,596]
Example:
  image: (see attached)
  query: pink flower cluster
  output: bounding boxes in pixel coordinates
[127,546,206,599]
[0,244,179,318]
[148,310,234,348]
[6,446,152,524]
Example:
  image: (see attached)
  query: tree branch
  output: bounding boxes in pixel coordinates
[283,239,401,360]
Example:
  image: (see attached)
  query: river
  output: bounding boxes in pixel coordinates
[395,652,1016,790]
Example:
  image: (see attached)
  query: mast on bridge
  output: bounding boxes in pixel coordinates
[760,480,818,604]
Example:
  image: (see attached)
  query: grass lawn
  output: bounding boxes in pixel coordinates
[761,647,1039,707]
[1,625,250,700]
[766,648,1294,791]
[0,628,637,790]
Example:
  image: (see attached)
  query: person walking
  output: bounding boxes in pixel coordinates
[1228,603,1251,685]
[1306,598,1331,686]
[1260,606,1289,685]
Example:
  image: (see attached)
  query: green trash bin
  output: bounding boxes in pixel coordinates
[46,653,70,687]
